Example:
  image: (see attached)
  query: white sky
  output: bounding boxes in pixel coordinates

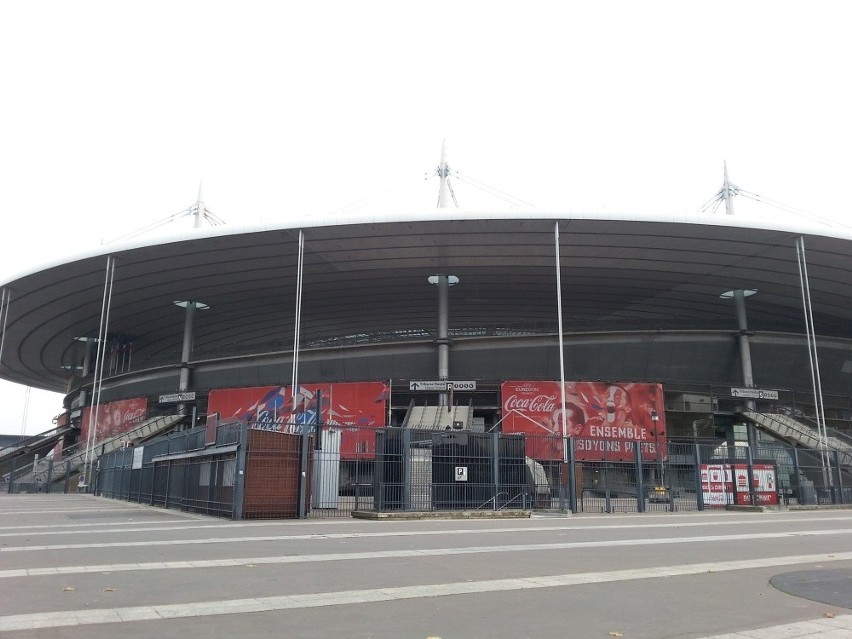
[1,1,851,436]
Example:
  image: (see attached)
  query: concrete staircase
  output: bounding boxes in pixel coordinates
[0,427,72,478]
[742,411,852,466]
[12,414,183,489]
[402,404,473,430]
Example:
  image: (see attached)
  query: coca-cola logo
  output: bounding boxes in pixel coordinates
[94,403,147,428]
[253,406,286,425]
[121,408,146,422]
[503,394,557,413]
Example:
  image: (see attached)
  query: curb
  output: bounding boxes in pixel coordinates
[352,509,533,520]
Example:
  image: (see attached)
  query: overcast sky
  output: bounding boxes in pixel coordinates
[1,1,850,436]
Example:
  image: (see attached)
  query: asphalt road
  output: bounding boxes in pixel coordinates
[2,493,852,638]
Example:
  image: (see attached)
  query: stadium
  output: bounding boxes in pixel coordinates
[2,164,852,517]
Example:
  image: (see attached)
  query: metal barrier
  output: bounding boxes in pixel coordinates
[373,430,530,512]
[98,424,240,517]
[6,454,82,495]
[90,425,850,519]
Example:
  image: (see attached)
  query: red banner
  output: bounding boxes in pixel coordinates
[80,398,148,446]
[501,381,666,461]
[208,382,388,458]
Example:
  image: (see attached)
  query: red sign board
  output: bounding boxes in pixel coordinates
[701,463,778,506]
[80,398,148,447]
[207,382,388,459]
[500,381,666,461]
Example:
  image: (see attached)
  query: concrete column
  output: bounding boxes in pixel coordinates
[438,275,449,381]
[430,274,456,407]
[78,337,94,407]
[178,302,197,421]
[179,302,196,392]
[733,289,756,446]
[733,290,754,388]
[82,338,94,377]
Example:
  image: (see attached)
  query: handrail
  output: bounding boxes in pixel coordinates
[476,492,509,510]
[777,410,852,447]
[0,427,70,461]
[8,413,184,487]
[746,411,822,443]
[745,410,852,461]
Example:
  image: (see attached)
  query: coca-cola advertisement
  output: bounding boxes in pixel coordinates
[207,382,388,459]
[501,381,666,462]
[80,398,148,446]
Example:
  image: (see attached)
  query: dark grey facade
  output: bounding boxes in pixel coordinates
[1,212,851,437]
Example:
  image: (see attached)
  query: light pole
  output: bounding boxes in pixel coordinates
[650,408,662,487]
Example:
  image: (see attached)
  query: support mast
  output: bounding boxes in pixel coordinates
[723,162,734,216]
[437,140,451,209]
[193,183,205,229]
[434,140,457,407]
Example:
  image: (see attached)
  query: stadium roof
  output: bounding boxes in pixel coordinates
[2,210,852,393]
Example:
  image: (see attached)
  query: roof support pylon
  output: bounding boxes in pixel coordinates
[193,183,205,229]
[436,140,451,209]
[723,162,735,216]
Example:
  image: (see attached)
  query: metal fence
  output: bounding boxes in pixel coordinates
[372,430,532,512]
[98,422,242,517]
[90,425,851,519]
[4,456,79,495]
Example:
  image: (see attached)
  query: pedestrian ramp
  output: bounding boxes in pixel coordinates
[742,410,852,466]
[402,402,473,430]
[0,427,72,477]
[11,413,183,489]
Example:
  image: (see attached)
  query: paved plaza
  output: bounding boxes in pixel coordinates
[2,493,852,638]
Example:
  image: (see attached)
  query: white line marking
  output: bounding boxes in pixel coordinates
[0,508,145,515]
[1,551,850,631]
[3,528,852,579]
[698,615,852,638]
[4,515,852,550]
[0,519,195,532]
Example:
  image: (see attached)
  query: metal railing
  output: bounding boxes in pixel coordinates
[88,424,851,519]
[97,423,240,516]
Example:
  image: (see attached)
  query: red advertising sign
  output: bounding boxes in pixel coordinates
[701,463,778,506]
[80,398,148,446]
[501,381,666,461]
[207,382,389,459]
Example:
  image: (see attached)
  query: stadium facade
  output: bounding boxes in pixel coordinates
[2,196,852,514]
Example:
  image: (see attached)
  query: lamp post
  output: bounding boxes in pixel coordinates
[650,408,662,487]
